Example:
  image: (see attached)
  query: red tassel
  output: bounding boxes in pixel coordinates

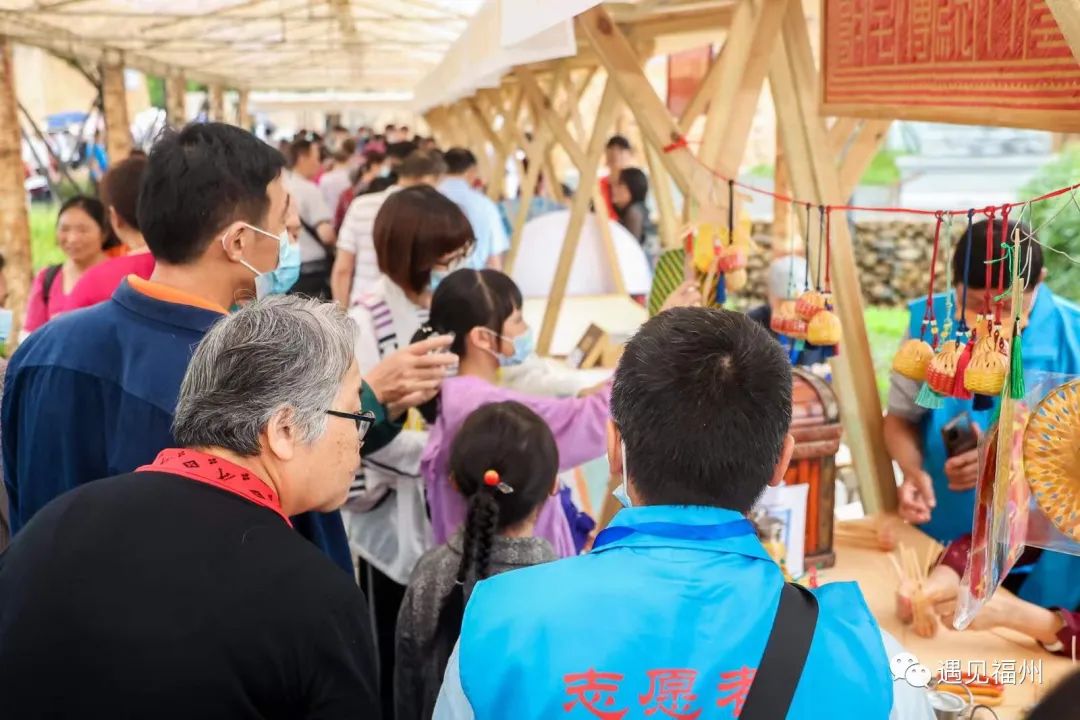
[951,338,974,399]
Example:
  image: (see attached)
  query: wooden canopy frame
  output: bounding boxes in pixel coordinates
[428,0,1078,516]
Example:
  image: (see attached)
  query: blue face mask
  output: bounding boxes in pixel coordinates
[429,269,449,293]
[490,327,534,368]
[235,224,300,299]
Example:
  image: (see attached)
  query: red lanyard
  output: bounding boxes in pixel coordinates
[137,448,292,527]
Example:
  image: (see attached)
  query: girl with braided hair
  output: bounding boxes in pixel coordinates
[395,401,558,720]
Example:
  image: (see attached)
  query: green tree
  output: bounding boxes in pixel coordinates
[146,75,166,109]
[1019,146,1080,303]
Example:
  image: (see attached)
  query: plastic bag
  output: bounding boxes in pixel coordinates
[954,371,1080,629]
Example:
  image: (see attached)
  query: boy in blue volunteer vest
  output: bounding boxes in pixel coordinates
[884,219,1080,613]
[2,123,455,576]
[435,308,933,720]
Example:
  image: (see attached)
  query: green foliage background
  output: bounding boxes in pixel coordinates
[1019,146,1080,303]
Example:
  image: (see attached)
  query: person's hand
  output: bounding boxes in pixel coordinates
[576,379,611,398]
[659,280,702,313]
[365,335,457,418]
[944,427,982,491]
[897,467,936,525]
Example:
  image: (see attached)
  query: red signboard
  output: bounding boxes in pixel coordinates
[821,0,1080,131]
[667,45,714,119]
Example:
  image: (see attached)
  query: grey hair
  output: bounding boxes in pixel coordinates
[172,295,359,455]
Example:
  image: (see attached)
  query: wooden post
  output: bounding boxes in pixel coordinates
[770,0,896,513]
[537,78,621,356]
[167,71,187,128]
[838,120,891,199]
[644,141,679,249]
[209,84,225,123]
[773,123,790,249]
[236,89,250,129]
[100,49,132,163]
[505,96,554,273]
[0,37,33,343]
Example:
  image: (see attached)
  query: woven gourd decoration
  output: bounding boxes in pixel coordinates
[795,289,827,321]
[926,341,961,396]
[964,349,1008,396]
[806,309,842,346]
[716,245,748,274]
[892,338,935,382]
[726,267,748,293]
[770,301,797,336]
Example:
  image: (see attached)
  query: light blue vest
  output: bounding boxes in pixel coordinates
[458,506,892,720]
[908,288,1080,609]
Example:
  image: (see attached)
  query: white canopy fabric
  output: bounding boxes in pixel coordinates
[0,0,485,91]
[412,0,601,112]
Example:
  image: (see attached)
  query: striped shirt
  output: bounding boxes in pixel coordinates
[338,186,399,305]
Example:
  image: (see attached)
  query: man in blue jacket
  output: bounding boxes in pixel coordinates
[884,220,1080,611]
[436,308,931,720]
[3,123,454,575]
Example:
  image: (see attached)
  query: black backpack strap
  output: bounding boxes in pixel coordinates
[299,217,335,260]
[739,582,820,720]
[41,264,62,308]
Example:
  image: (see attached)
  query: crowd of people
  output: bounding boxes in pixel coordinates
[0,118,1077,720]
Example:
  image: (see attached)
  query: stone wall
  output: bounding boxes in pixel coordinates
[739,219,950,308]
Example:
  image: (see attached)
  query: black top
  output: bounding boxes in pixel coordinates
[0,471,380,720]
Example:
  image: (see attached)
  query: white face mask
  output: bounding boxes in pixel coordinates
[613,440,632,508]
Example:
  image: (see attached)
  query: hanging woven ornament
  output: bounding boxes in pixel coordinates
[951,210,977,399]
[1005,217,1026,402]
[796,204,827,320]
[771,299,800,336]
[893,338,935,382]
[909,212,946,408]
[972,208,1004,411]
[964,346,1008,396]
[927,340,963,394]
[807,304,842,347]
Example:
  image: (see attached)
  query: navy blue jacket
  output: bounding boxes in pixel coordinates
[2,279,353,574]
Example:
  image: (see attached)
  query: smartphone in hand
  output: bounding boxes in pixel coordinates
[941,412,979,458]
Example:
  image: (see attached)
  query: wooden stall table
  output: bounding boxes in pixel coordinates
[827,517,1076,718]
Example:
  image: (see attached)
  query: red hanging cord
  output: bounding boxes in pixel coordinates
[924,212,944,343]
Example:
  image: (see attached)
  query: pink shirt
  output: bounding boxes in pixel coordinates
[23,266,73,333]
[63,253,155,312]
[420,374,611,558]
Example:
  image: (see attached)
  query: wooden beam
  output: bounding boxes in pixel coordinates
[690,0,755,159]
[827,116,858,157]
[0,38,32,343]
[770,0,896,514]
[518,69,588,170]
[208,84,225,123]
[536,78,621,357]
[100,49,132,162]
[838,119,890,200]
[236,88,250,129]
[166,70,186,128]
[1047,0,1080,66]
[576,6,704,203]
[505,93,554,273]
[773,122,790,248]
[699,0,788,177]
[644,140,680,249]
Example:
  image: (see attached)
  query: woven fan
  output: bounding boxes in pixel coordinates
[1023,379,1080,543]
[647,248,722,317]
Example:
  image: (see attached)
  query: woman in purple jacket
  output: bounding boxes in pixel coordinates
[416,269,611,558]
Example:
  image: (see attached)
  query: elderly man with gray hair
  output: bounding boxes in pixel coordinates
[0,296,381,719]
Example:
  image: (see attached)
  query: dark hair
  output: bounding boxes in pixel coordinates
[288,137,319,166]
[617,167,649,205]
[333,137,356,163]
[443,148,477,175]
[952,218,1043,290]
[411,269,523,423]
[397,150,447,180]
[429,401,558,675]
[426,269,522,357]
[57,195,110,250]
[373,185,473,294]
[138,123,285,265]
[363,175,396,195]
[606,134,632,151]
[612,308,792,511]
[386,140,418,161]
[101,155,148,232]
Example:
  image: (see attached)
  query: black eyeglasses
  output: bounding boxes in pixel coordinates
[326,410,376,440]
